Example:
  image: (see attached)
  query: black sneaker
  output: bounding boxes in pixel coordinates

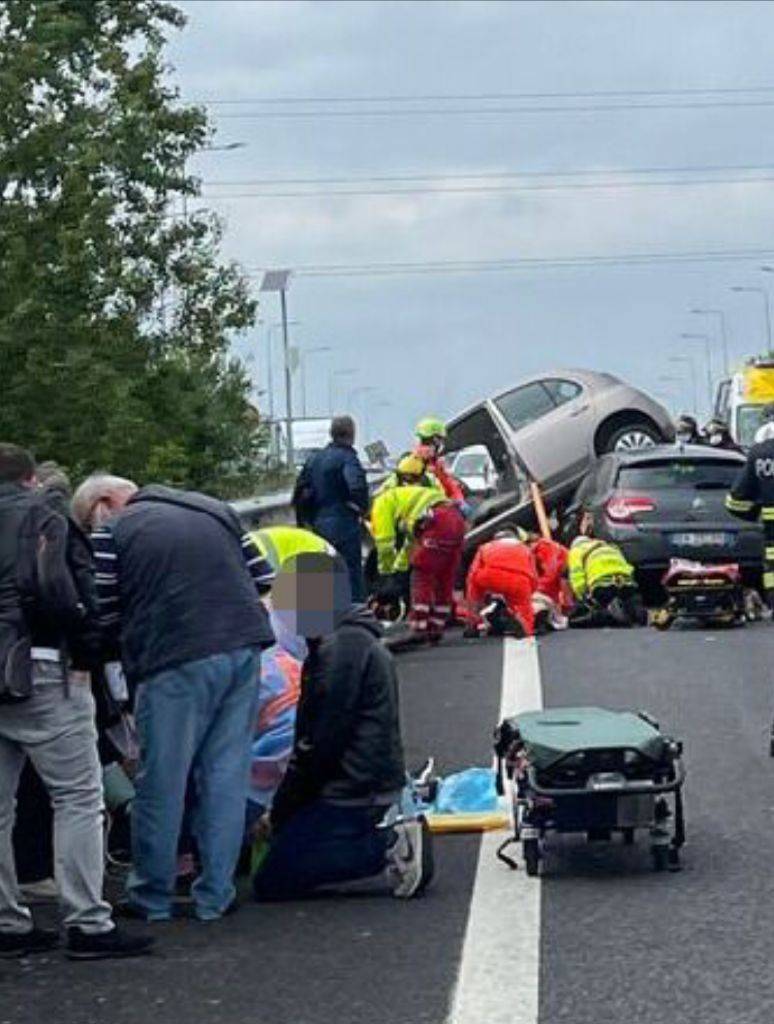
[0,927,59,959]
[65,926,154,961]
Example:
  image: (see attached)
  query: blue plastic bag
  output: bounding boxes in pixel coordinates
[434,767,498,814]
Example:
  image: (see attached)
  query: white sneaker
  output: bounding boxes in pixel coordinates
[19,878,58,903]
[387,816,434,899]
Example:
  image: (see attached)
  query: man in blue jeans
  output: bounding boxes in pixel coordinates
[252,552,433,901]
[76,475,275,922]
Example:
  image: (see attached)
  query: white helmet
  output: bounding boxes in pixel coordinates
[755,422,774,444]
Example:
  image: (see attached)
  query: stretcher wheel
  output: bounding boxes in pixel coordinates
[523,838,540,877]
[651,846,669,872]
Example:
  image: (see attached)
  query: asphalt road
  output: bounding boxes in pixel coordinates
[2,623,772,1024]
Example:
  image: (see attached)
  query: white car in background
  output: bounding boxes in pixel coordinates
[447,445,497,497]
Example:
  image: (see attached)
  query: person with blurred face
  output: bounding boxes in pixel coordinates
[252,553,434,901]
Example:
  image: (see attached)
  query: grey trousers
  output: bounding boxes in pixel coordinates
[0,661,113,934]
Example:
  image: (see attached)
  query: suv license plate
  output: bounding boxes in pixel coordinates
[671,531,730,547]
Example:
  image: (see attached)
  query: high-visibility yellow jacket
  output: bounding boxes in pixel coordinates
[249,525,334,573]
[375,469,434,496]
[371,484,447,574]
[567,538,635,600]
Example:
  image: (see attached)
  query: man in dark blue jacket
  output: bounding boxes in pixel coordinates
[292,416,369,601]
[77,476,275,923]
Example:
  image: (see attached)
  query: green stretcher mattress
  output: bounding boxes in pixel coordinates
[513,707,666,771]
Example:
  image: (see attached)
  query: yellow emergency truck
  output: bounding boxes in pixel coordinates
[714,358,774,447]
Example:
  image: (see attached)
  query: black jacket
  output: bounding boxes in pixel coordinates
[727,438,774,525]
[0,483,96,660]
[727,438,774,575]
[105,486,274,683]
[271,606,406,828]
[292,443,369,533]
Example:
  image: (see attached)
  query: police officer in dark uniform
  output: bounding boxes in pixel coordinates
[726,403,774,611]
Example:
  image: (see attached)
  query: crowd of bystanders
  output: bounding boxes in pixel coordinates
[0,417,430,962]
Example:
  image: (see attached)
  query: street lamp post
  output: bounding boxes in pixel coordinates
[656,376,683,414]
[329,369,356,415]
[731,285,772,354]
[260,270,295,467]
[267,319,300,422]
[690,308,730,375]
[757,268,774,355]
[667,356,699,416]
[347,385,378,440]
[300,346,332,417]
[679,333,714,413]
[183,141,246,220]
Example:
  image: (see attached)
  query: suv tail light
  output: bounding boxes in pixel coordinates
[605,493,656,523]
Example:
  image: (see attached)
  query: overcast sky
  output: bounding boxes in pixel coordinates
[169,0,774,448]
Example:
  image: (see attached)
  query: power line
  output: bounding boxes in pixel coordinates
[201,163,774,188]
[201,174,774,200]
[215,98,774,120]
[246,248,774,279]
[198,85,774,105]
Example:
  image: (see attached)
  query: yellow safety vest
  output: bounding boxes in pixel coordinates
[568,539,635,600]
[371,484,447,575]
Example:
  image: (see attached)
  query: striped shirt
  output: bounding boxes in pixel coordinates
[91,526,275,637]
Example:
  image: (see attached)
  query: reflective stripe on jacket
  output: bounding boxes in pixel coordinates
[371,484,447,575]
[567,539,635,599]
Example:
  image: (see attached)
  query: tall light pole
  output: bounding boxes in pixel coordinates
[347,385,378,441]
[300,345,332,417]
[731,284,772,354]
[656,376,683,414]
[329,368,356,415]
[690,308,729,375]
[680,333,714,413]
[260,270,295,467]
[183,141,246,220]
[668,355,699,416]
[757,268,774,355]
[267,319,300,422]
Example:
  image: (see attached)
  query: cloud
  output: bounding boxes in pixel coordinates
[169,1,774,445]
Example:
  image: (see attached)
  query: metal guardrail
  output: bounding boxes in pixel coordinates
[230,470,390,530]
[230,491,295,528]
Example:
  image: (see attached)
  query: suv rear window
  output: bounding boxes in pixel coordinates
[616,459,741,490]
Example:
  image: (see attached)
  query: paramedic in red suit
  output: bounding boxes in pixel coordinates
[465,532,538,635]
[531,537,569,607]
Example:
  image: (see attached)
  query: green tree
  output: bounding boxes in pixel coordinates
[0,0,263,495]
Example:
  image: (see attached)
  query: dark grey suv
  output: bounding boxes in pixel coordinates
[562,445,764,590]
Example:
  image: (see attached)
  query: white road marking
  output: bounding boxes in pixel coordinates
[447,637,544,1024]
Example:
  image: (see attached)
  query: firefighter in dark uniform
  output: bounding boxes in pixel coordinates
[725,405,774,611]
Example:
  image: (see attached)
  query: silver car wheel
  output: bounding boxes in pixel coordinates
[614,429,657,451]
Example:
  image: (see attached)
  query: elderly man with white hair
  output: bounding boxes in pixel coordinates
[73,474,276,922]
[725,404,774,612]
